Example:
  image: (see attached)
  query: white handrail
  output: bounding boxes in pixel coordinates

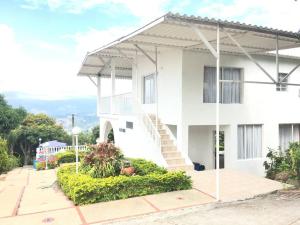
[36,145,89,160]
[133,98,161,152]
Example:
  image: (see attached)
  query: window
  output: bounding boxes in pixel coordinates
[279,124,300,150]
[126,121,133,129]
[143,74,156,104]
[238,125,262,159]
[203,66,242,103]
[276,73,288,91]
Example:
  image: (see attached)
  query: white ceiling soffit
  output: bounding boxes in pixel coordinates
[78,12,300,77]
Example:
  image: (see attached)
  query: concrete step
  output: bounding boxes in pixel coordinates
[161,145,177,152]
[161,139,173,145]
[165,157,186,165]
[167,165,194,171]
[158,129,167,135]
[162,151,182,158]
[160,134,170,140]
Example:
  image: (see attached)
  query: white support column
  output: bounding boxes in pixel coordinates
[111,59,116,114]
[97,76,101,116]
[216,24,220,202]
[97,76,101,142]
[276,35,279,80]
[155,46,158,129]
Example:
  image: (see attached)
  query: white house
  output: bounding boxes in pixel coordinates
[77,13,300,176]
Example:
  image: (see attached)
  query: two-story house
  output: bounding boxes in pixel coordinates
[77,13,300,176]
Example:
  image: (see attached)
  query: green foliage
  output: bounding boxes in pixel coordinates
[0,95,27,139]
[107,129,114,143]
[10,113,71,165]
[289,143,300,179]
[264,143,300,181]
[57,164,192,205]
[56,151,76,164]
[129,158,167,175]
[0,138,19,174]
[264,148,291,179]
[91,125,100,144]
[78,131,93,145]
[80,142,124,178]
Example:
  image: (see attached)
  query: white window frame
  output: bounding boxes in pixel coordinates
[276,73,288,92]
[203,66,243,104]
[237,124,263,160]
[143,73,156,104]
[279,123,300,151]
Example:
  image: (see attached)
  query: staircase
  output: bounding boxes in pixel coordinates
[149,115,193,171]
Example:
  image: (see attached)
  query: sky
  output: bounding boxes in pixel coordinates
[0,0,300,100]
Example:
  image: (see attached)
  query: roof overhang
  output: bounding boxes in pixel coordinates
[78,12,300,78]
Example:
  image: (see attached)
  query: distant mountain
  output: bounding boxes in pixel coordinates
[3,92,98,132]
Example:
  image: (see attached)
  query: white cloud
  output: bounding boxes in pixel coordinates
[0,24,95,100]
[0,23,132,100]
[197,0,300,32]
[21,0,169,21]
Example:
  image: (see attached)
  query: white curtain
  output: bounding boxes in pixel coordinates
[144,74,155,104]
[203,67,216,103]
[279,124,300,150]
[221,68,241,103]
[203,66,241,103]
[238,125,262,159]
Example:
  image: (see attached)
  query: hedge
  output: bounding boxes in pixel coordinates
[129,158,167,175]
[57,164,192,205]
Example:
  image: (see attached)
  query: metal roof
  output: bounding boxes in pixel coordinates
[78,12,300,78]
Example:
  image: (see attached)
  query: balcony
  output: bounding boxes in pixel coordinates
[99,92,133,115]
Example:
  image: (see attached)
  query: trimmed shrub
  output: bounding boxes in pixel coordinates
[129,158,167,175]
[56,151,76,164]
[57,164,192,205]
[80,143,124,178]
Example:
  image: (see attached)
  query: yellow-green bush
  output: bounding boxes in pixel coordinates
[0,138,19,174]
[57,164,192,205]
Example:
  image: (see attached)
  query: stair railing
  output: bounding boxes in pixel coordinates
[133,98,161,153]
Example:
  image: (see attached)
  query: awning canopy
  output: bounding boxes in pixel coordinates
[78,12,300,79]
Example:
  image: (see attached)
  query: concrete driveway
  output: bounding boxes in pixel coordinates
[188,169,286,201]
[0,167,287,225]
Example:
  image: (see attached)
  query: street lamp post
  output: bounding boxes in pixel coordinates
[72,127,81,174]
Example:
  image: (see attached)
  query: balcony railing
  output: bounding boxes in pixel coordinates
[99,92,133,115]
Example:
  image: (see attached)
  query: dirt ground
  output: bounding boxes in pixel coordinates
[107,190,300,225]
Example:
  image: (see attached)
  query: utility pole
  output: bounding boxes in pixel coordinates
[72,114,75,148]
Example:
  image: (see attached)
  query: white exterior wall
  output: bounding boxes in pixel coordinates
[99,116,166,166]
[99,47,300,176]
[181,50,300,176]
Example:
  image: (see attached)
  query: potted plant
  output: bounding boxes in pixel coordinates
[120,160,135,176]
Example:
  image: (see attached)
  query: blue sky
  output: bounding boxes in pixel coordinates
[0,0,299,100]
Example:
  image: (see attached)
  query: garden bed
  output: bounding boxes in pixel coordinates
[57,161,192,205]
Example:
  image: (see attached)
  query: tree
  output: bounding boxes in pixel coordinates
[0,95,27,138]
[11,113,71,165]
[78,131,93,145]
[91,125,100,143]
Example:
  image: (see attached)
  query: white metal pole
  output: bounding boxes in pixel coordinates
[276,35,279,80]
[216,24,220,201]
[155,46,158,130]
[111,59,116,114]
[75,135,79,174]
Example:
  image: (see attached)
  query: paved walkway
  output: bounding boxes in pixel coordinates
[0,167,214,225]
[188,169,285,202]
[0,167,285,225]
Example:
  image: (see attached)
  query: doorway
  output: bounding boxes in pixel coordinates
[213,130,225,169]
